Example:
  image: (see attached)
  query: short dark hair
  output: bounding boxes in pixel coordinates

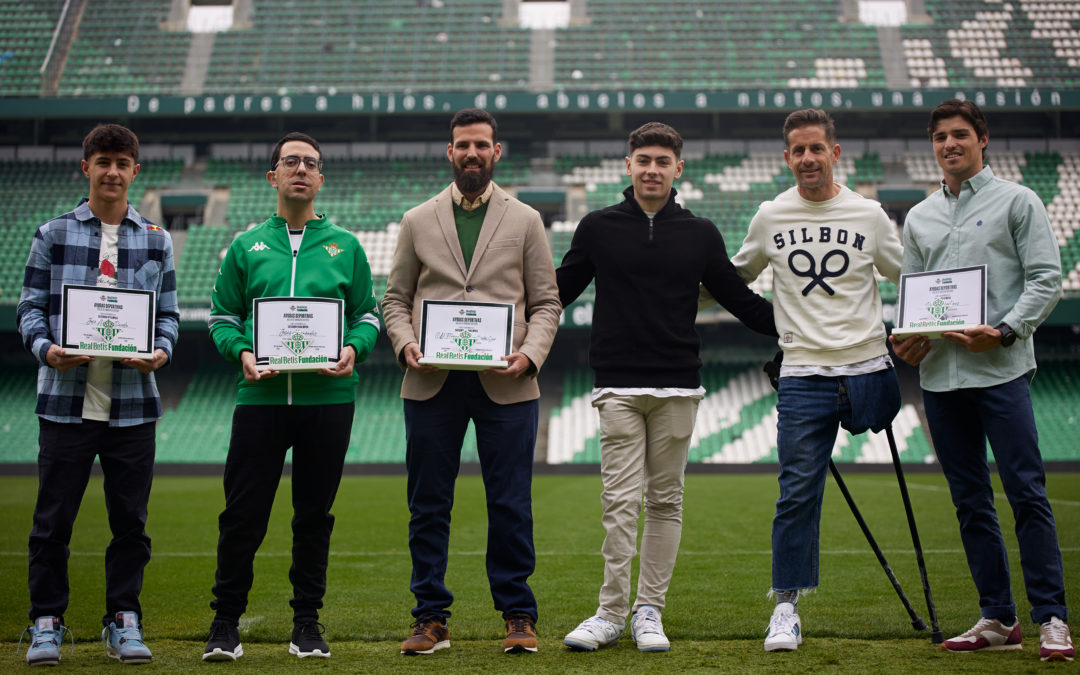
[449,108,498,143]
[627,122,683,158]
[782,109,835,147]
[270,131,322,169]
[82,123,139,162]
[928,98,990,146]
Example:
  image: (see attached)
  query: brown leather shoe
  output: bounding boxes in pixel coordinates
[400,616,449,655]
[504,613,538,653]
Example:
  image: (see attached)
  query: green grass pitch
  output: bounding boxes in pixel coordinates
[0,472,1076,673]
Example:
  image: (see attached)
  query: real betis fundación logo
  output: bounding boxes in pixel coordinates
[283,332,310,356]
[453,329,477,352]
[95,319,120,342]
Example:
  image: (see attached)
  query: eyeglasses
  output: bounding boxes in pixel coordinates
[274,155,323,172]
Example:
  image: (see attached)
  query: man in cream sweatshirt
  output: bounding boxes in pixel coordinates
[716,108,904,651]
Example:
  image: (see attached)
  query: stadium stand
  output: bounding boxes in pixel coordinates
[0,0,64,96]
[900,0,1079,89]
[202,0,530,94]
[57,0,190,96]
[1,0,1078,467]
[552,0,886,90]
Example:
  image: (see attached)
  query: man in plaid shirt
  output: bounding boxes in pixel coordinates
[16,123,178,666]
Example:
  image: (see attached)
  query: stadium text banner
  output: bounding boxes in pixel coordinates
[4,89,1076,118]
[893,265,987,340]
[253,296,343,371]
[61,284,156,359]
[418,300,512,370]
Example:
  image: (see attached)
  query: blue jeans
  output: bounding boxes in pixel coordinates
[772,370,900,591]
[404,371,539,621]
[923,376,1067,624]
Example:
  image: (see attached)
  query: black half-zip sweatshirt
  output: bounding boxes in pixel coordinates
[557,186,777,388]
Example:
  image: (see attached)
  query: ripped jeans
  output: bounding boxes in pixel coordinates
[771,369,900,591]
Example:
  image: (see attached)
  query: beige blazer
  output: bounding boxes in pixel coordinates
[382,183,561,404]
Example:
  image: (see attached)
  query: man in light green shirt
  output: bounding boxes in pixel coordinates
[891,99,1071,662]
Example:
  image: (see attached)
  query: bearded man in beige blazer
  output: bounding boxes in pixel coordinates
[382,109,560,656]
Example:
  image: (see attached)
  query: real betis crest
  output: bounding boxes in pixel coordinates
[453,329,477,353]
[283,332,310,356]
[95,319,120,342]
[926,297,949,320]
[323,243,342,257]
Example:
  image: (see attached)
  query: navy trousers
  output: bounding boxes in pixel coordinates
[404,371,539,621]
[923,376,1067,624]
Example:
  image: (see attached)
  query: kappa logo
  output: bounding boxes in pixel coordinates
[248,241,270,252]
[323,243,343,258]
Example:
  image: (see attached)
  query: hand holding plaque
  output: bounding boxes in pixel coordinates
[253,297,344,371]
[893,265,987,339]
[417,300,514,370]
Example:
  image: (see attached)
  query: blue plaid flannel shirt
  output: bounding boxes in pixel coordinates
[17,199,180,426]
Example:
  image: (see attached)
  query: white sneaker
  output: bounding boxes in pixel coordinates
[564,615,623,651]
[631,606,670,652]
[764,602,802,652]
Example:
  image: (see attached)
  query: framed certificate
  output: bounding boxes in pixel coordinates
[61,284,156,359]
[253,297,344,371]
[418,300,514,370]
[893,265,987,339]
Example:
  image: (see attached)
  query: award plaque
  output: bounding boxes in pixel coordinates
[61,284,155,359]
[253,297,344,371]
[418,300,514,370]
[893,265,987,339]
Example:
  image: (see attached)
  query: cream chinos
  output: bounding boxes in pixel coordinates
[592,393,700,622]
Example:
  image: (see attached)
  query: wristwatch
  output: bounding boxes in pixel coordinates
[995,322,1016,347]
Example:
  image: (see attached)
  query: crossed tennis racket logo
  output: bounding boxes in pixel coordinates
[788,249,850,296]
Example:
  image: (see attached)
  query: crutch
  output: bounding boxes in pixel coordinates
[884,426,944,644]
[829,459,929,632]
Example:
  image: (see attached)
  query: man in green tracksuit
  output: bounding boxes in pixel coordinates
[202,132,381,662]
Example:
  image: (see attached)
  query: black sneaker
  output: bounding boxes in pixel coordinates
[289,621,331,659]
[202,619,243,661]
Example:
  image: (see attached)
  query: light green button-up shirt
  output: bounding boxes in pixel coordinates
[901,165,1062,392]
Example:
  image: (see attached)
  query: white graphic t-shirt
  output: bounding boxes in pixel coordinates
[82,223,120,421]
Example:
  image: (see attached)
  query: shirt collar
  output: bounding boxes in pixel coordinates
[942,164,995,196]
[451,181,495,211]
[75,198,145,227]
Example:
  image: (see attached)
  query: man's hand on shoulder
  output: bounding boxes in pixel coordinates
[45,344,93,372]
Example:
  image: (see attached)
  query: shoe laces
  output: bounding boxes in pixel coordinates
[410,617,443,636]
[18,622,74,656]
[108,623,146,647]
[506,614,532,634]
[207,619,236,642]
[963,617,1006,636]
[296,621,325,639]
[1042,617,1071,644]
[769,607,798,636]
[581,616,615,635]
[634,608,663,635]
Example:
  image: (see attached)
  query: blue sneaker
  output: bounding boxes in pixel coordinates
[19,616,73,666]
[102,611,152,664]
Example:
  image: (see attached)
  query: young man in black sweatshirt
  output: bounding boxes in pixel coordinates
[557,122,775,652]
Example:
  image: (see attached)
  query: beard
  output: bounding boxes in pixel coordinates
[453,160,494,195]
